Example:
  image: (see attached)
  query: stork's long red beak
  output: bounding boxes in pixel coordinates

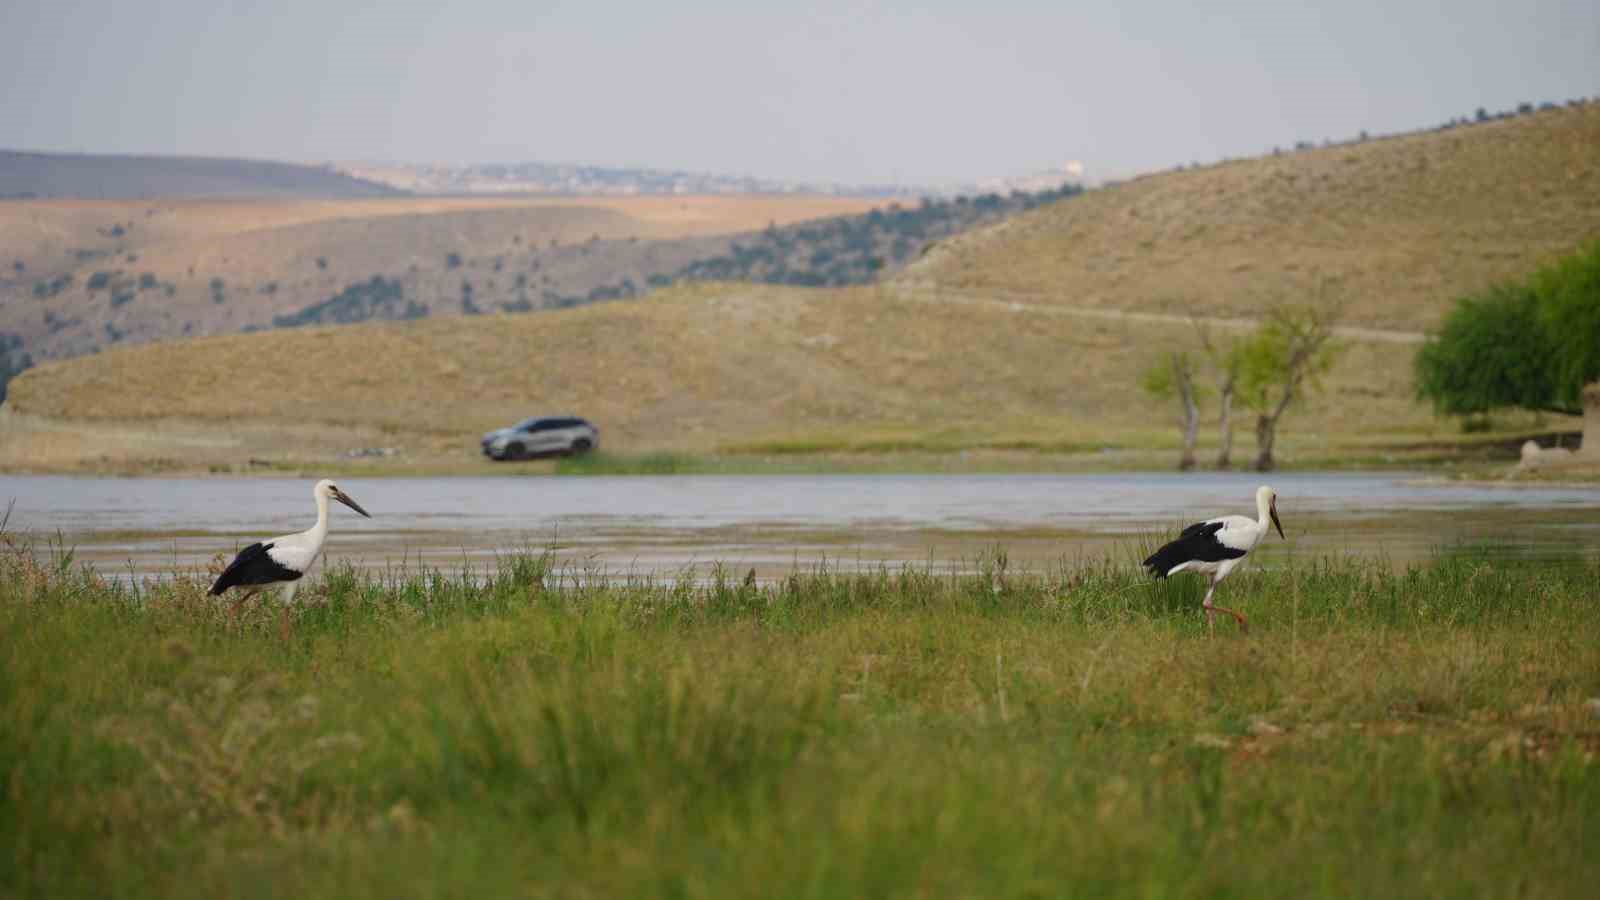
[1269,500,1284,539]
[333,489,371,518]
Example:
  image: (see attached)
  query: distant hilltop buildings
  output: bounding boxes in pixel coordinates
[976,160,1090,194]
[335,159,1090,199]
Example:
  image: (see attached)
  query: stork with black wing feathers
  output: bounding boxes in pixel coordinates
[210,479,370,635]
[1143,485,1285,634]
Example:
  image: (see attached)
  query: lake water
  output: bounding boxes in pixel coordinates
[3,472,1598,582]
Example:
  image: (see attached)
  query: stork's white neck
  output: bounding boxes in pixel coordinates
[310,490,331,539]
[1255,491,1272,529]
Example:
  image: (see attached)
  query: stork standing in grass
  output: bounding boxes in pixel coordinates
[210,479,370,636]
[1143,485,1284,634]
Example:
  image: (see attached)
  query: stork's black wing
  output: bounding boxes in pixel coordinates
[1143,521,1247,579]
[209,542,303,595]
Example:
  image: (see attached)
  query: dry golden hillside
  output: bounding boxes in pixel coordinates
[8,110,1595,474]
[4,281,1446,473]
[0,194,879,362]
[896,105,1600,332]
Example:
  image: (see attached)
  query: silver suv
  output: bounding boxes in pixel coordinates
[481,416,599,460]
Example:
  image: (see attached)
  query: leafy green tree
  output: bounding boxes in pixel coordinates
[1141,351,1202,470]
[1414,284,1557,415]
[1415,241,1600,417]
[1533,241,1600,413]
[1237,306,1342,471]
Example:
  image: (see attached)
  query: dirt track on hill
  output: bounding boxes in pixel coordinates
[890,283,1427,344]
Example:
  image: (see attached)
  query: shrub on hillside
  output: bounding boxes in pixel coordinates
[670,184,1082,290]
[32,274,72,299]
[0,332,32,404]
[273,276,424,328]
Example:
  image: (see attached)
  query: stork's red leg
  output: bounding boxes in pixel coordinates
[1211,604,1250,634]
[1202,582,1248,634]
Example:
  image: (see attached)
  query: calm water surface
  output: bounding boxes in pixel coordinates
[3,473,1597,580]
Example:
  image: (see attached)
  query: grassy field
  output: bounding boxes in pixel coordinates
[4,530,1598,897]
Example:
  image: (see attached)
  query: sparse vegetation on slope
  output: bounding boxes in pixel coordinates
[0,182,1079,391]
[0,194,883,372]
[270,276,427,329]
[674,185,1082,287]
[897,104,1600,333]
[0,333,31,404]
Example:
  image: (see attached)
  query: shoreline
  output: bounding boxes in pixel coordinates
[2,408,1593,482]
[2,456,1595,483]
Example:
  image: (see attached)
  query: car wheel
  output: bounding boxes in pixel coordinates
[569,438,594,456]
[504,442,526,460]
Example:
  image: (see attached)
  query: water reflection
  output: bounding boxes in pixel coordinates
[3,472,1596,581]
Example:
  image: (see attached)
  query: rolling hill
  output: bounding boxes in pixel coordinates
[5,104,1595,473]
[0,150,402,200]
[895,103,1600,333]
[1,281,1429,473]
[0,193,882,372]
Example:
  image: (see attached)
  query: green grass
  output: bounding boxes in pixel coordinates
[722,431,1113,456]
[4,532,1599,898]
[552,451,710,475]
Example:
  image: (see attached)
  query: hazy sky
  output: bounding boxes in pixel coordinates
[3,1,1596,185]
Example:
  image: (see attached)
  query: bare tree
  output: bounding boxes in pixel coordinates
[1215,364,1239,469]
[1198,325,1243,469]
[1140,351,1203,470]
[1237,305,1343,471]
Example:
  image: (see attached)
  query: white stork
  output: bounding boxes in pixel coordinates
[1142,485,1284,634]
[210,479,370,631]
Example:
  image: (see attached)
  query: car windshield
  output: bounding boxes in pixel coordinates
[513,418,544,430]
